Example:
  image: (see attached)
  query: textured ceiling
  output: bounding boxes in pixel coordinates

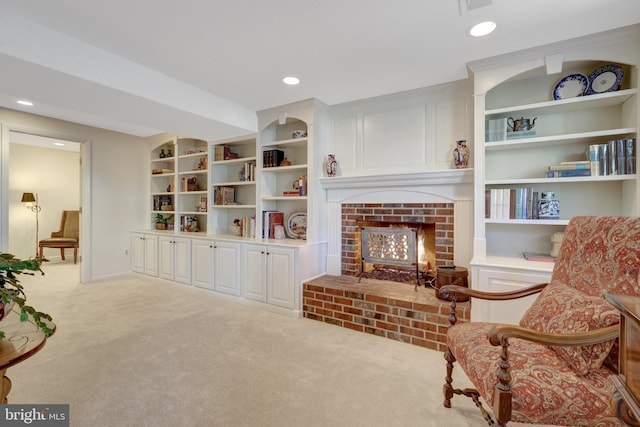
[0,0,639,140]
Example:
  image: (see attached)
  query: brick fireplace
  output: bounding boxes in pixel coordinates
[303,170,474,350]
[341,202,454,281]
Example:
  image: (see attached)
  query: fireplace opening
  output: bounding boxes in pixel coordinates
[341,202,454,286]
[357,220,436,286]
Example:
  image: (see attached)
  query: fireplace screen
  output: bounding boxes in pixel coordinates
[360,226,419,288]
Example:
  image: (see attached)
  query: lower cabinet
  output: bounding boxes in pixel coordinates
[213,240,240,296]
[240,245,295,308]
[131,233,158,276]
[133,231,326,314]
[470,262,552,324]
[191,239,240,295]
[158,235,192,285]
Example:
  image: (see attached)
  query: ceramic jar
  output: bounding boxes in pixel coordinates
[538,192,560,220]
[453,140,470,169]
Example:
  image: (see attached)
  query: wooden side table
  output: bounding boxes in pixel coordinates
[0,310,55,403]
[605,293,640,426]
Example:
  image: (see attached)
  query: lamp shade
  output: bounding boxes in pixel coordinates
[21,192,36,203]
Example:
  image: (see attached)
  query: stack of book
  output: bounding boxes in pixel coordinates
[486,188,539,220]
[240,162,255,182]
[546,139,636,178]
[262,211,284,239]
[486,118,507,142]
[214,145,239,161]
[546,161,592,178]
[263,149,285,168]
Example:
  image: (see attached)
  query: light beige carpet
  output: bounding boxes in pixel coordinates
[8,262,541,426]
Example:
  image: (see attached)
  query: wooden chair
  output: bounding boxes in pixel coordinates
[39,210,79,264]
[441,216,640,426]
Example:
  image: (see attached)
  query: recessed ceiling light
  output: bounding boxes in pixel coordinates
[469,21,496,37]
[282,76,300,86]
[17,100,33,106]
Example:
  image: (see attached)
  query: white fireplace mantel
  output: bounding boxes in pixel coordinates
[320,169,473,191]
[320,168,475,276]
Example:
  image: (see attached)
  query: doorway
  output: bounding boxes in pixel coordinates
[3,128,90,283]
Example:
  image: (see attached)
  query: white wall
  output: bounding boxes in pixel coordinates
[329,79,473,176]
[9,143,79,259]
[0,107,148,281]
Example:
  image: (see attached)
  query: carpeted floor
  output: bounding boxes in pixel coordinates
[7,261,538,426]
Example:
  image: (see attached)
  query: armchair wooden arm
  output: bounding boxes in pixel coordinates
[487,323,619,347]
[439,282,548,301]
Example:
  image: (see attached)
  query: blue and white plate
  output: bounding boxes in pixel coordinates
[586,64,624,95]
[553,73,588,100]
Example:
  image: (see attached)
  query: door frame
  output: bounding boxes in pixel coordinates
[0,122,92,283]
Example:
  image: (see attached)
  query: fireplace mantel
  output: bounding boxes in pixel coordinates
[319,169,473,191]
[320,169,474,276]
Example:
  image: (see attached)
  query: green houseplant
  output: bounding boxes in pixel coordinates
[155,213,174,230]
[0,253,53,340]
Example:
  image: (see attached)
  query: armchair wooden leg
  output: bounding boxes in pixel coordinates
[60,248,65,261]
[443,348,455,408]
[73,247,77,264]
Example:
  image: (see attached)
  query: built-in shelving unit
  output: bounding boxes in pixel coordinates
[210,134,257,236]
[467,27,640,322]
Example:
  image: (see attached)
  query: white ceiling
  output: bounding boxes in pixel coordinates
[0,0,639,141]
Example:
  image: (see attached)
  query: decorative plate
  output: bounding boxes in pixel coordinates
[586,64,624,95]
[286,212,307,239]
[552,73,588,100]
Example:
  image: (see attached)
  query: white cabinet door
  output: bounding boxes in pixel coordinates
[240,244,267,301]
[158,236,175,280]
[132,233,158,276]
[192,239,214,290]
[266,247,295,309]
[472,266,551,324]
[214,240,240,295]
[173,237,192,285]
[131,233,145,273]
[158,235,191,284]
[143,234,158,276]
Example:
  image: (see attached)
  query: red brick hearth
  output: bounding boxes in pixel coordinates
[303,275,470,351]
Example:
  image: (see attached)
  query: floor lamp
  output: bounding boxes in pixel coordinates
[21,192,41,258]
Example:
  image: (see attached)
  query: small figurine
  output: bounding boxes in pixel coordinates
[280,157,292,166]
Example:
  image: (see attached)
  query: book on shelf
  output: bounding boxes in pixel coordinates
[486,118,507,142]
[214,145,239,161]
[546,169,592,178]
[263,149,285,168]
[268,212,284,239]
[214,186,235,205]
[261,210,276,238]
[548,163,590,171]
[506,130,536,140]
[523,252,556,263]
[586,139,637,176]
[486,187,538,219]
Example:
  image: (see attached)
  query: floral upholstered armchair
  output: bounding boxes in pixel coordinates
[441,216,640,426]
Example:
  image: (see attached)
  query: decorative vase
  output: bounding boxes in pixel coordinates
[167,148,173,158]
[159,149,166,159]
[453,140,470,169]
[0,298,15,322]
[325,154,337,177]
[538,192,560,220]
